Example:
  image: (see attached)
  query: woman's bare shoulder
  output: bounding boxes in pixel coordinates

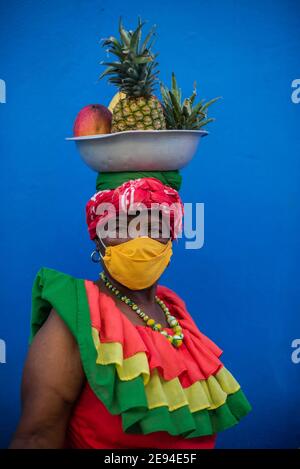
[9,308,85,448]
[25,307,85,404]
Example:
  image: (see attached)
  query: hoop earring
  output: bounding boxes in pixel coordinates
[91,249,101,263]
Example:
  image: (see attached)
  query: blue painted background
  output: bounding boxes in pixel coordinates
[0,0,299,449]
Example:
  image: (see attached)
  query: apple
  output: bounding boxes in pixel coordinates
[73,104,112,136]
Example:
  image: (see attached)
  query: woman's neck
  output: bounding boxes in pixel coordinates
[102,268,157,305]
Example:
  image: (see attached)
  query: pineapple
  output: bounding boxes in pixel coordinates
[99,17,166,132]
[108,91,126,112]
[160,72,220,130]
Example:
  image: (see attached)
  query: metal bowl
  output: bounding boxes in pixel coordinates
[66,129,208,172]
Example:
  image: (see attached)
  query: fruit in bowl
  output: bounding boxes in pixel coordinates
[108,91,126,113]
[99,17,166,133]
[73,104,112,137]
[99,17,220,134]
[160,72,221,130]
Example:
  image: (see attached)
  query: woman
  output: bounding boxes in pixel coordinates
[10,176,251,449]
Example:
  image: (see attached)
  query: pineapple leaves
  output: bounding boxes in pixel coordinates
[169,92,183,123]
[189,90,197,106]
[99,17,220,111]
[130,20,145,54]
[100,16,160,96]
[134,56,153,65]
[201,96,221,112]
[140,25,157,54]
[118,17,131,47]
[160,72,220,130]
[197,117,215,127]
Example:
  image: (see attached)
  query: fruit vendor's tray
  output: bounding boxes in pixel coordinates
[66,129,208,172]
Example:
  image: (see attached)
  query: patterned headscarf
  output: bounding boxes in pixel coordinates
[86,177,184,240]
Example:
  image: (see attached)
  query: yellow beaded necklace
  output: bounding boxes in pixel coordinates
[100,272,184,348]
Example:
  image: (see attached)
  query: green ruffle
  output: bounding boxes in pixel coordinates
[30,266,252,438]
[122,389,251,437]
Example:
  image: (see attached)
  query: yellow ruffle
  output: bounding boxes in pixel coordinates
[92,327,241,412]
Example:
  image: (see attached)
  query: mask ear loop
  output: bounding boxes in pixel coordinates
[97,236,107,260]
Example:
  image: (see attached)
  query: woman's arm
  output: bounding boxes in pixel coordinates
[9,308,85,448]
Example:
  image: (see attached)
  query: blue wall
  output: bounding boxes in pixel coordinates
[0,0,299,448]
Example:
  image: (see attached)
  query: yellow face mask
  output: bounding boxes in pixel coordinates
[100,237,173,290]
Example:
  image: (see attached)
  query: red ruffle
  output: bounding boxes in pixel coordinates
[85,280,224,388]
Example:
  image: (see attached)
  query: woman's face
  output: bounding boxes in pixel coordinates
[95,209,171,254]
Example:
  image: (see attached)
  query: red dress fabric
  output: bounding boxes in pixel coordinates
[65,382,217,449]
[65,283,218,449]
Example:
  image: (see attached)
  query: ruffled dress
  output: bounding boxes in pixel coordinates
[30,267,252,449]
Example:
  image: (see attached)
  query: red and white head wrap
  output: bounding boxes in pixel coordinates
[86,177,184,240]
